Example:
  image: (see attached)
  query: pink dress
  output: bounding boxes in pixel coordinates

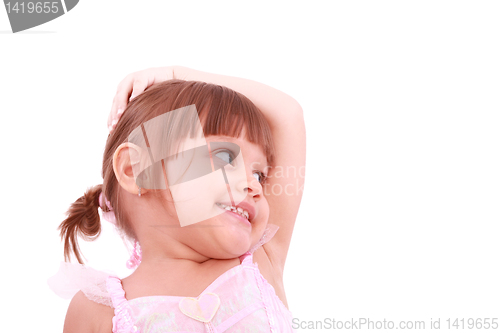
[49,225,295,332]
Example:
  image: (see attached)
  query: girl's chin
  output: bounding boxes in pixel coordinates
[216,230,254,256]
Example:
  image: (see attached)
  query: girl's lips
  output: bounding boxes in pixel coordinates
[216,201,256,222]
[217,205,252,227]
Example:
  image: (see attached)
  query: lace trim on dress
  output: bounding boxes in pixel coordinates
[48,262,113,307]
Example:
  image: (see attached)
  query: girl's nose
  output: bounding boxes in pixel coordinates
[240,173,262,197]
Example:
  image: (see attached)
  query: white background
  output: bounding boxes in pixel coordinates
[1,1,499,332]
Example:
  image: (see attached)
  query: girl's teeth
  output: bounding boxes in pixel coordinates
[218,203,250,220]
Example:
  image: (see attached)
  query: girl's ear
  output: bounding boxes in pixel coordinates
[113,142,149,195]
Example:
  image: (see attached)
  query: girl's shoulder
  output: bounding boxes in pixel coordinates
[64,290,114,333]
[48,262,116,331]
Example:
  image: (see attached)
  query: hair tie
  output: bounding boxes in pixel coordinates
[98,192,116,225]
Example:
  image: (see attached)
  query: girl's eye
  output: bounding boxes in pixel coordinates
[214,149,267,185]
[214,150,235,166]
[253,171,267,185]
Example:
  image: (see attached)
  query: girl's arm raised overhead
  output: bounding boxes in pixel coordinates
[109,66,306,270]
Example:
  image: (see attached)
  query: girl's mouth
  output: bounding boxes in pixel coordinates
[216,203,251,226]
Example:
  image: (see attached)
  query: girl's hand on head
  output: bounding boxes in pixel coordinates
[108,67,176,132]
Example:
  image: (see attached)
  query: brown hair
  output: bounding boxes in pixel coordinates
[58,80,276,263]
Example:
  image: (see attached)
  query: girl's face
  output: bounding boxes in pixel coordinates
[151,130,270,259]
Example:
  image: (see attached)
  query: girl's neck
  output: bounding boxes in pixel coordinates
[121,255,241,299]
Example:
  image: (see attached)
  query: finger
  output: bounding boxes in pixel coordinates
[108,67,173,132]
[108,99,116,131]
[108,91,129,130]
[108,74,135,130]
[130,78,150,101]
[129,67,169,100]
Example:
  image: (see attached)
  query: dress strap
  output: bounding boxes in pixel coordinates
[106,276,136,332]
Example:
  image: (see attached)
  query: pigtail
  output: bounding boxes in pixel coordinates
[58,184,103,264]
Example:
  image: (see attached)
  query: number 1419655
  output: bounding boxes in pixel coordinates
[5,2,59,14]
[446,318,498,330]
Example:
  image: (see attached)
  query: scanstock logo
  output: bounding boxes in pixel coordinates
[3,0,79,33]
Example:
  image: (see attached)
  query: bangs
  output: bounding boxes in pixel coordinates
[170,81,276,167]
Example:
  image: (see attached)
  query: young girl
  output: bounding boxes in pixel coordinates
[53,66,306,332]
